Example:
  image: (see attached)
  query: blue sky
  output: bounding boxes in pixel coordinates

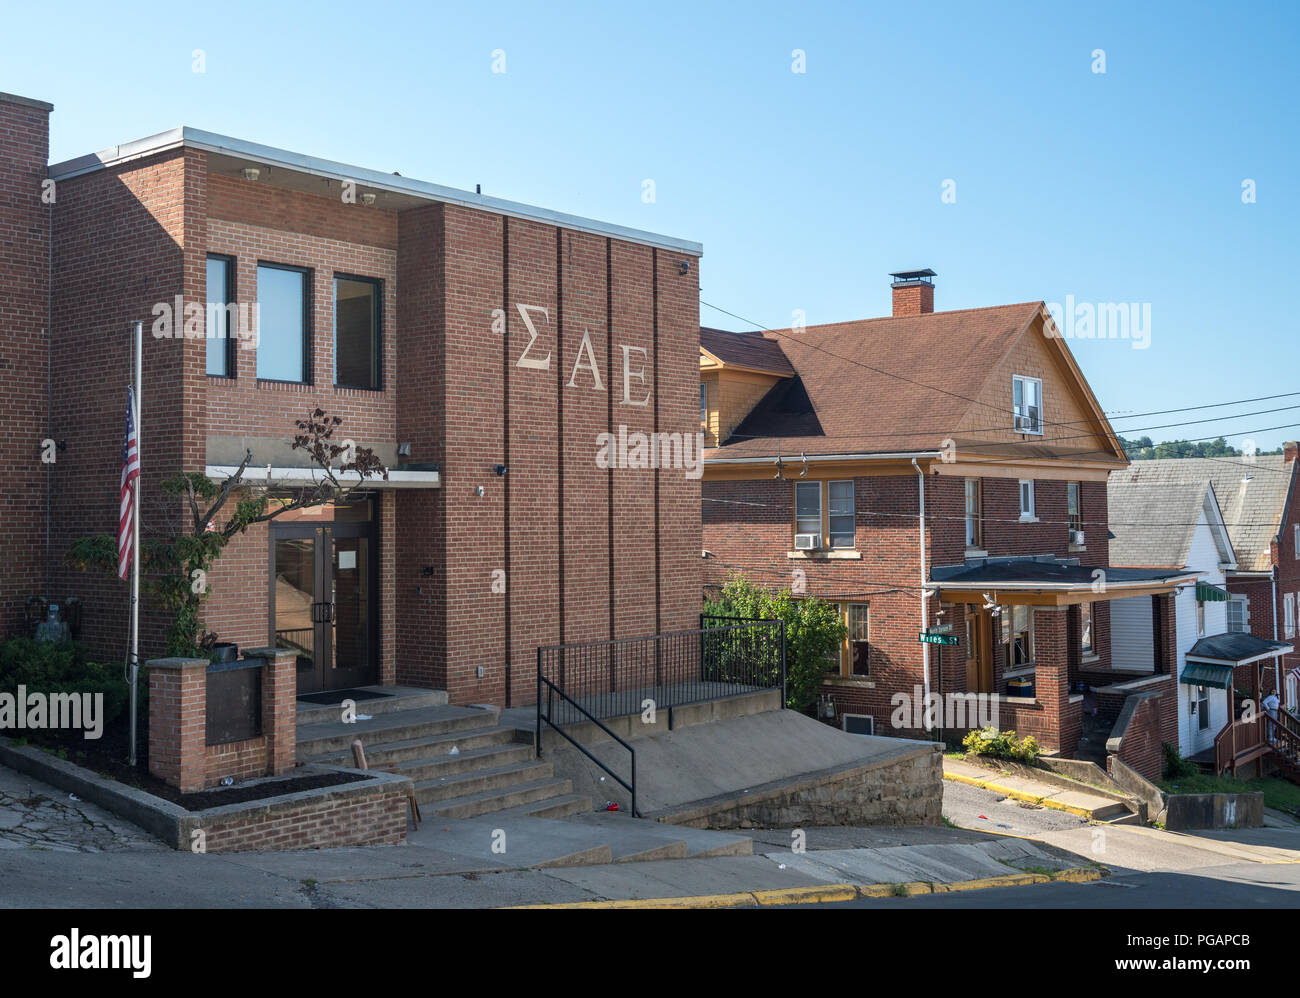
[10,1,1298,448]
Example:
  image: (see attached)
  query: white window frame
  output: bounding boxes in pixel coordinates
[1285,593,1295,640]
[964,478,982,549]
[828,480,856,550]
[700,382,707,430]
[1018,479,1037,522]
[1293,523,1299,560]
[1227,597,1248,633]
[1196,599,1205,636]
[844,603,869,677]
[1013,375,1043,435]
[1080,601,1093,655]
[794,481,822,546]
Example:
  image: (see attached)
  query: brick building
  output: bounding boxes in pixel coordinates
[0,91,702,708]
[700,270,1192,758]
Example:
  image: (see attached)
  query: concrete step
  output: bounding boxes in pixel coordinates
[489,793,594,821]
[413,761,555,803]
[391,743,537,781]
[1089,800,1136,822]
[294,687,448,726]
[408,816,614,869]
[423,777,578,818]
[307,725,519,766]
[296,704,499,757]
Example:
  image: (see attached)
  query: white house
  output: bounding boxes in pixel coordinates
[1107,479,1247,757]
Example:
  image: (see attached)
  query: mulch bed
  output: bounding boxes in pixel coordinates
[14,720,369,812]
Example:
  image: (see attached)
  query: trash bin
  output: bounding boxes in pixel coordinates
[1007,677,1034,698]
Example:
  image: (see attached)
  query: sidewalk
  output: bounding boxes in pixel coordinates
[943,757,1132,821]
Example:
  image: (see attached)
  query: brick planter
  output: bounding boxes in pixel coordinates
[148,647,297,792]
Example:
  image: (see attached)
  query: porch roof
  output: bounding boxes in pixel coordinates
[931,559,1198,606]
[1185,632,1294,667]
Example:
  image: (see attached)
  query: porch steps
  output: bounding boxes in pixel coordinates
[296,698,592,821]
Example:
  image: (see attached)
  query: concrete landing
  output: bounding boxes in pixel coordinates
[536,708,941,827]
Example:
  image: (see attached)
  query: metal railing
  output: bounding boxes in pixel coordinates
[535,619,786,819]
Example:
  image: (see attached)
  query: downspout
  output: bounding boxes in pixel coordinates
[913,458,931,730]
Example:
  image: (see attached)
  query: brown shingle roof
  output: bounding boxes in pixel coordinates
[706,302,1046,456]
[699,327,795,376]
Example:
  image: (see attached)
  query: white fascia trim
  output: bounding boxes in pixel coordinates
[49,127,703,256]
[1186,649,1293,667]
[204,464,439,489]
[937,574,1200,593]
[705,451,942,466]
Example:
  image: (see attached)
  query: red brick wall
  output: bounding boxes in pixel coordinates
[1108,692,1165,782]
[702,468,1110,740]
[0,95,50,637]
[197,785,408,852]
[51,149,190,658]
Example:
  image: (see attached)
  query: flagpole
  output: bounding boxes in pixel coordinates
[128,320,142,767]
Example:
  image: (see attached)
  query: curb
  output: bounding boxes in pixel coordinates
[944,770,1103,819]
[503,867,1104,909]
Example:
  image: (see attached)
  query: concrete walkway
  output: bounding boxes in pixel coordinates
[943,757,1131,820]
[0,763,166,854]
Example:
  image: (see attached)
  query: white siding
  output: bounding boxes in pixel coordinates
[1175,510,1231,754]
[1110,596,1155,672]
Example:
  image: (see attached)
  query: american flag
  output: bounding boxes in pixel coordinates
[118,388,140,580]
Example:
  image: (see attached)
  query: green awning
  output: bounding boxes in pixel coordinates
[1196,582,1229,602]
[1180,662,1234,689]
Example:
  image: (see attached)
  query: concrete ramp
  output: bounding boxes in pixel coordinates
[540,708,942,828]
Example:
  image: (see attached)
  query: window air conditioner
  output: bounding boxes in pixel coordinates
[794,532,821,551]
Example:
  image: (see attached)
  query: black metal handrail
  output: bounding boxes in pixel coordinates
[534,619,786,818]
[537,669,639,816]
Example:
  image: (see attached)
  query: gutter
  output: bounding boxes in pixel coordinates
[705,450,942,466]
[913,458,931,733]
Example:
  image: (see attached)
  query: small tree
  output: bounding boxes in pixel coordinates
[67,409,386,658]
[703,574,846,713]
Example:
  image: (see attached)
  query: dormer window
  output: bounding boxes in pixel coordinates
[1013,375,1043,434]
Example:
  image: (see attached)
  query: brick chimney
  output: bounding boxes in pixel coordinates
[890,269,936,316]
[1285,441,1298,464]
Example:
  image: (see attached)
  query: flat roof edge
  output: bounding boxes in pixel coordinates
[49,126,703,255]
[0,92,54,112]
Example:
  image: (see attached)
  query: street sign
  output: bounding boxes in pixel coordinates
[919,632,959,646]
[926,623,953,635]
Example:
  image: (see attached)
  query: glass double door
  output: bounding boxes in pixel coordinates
[271,521,377,694]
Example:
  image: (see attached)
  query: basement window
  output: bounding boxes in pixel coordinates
[257,262,312,383]
[1013,375,1043,434]
[335,274,382,390]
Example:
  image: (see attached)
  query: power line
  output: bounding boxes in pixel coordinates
[699,296,1300,444]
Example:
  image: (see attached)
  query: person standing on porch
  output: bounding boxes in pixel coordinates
[1263,688,1281,744]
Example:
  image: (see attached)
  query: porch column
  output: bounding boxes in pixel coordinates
[1152,593,1176,675]
[1065,603,1082,690]
[1149,592,1180,746]
[147,657,209,793]
[1033,606,1081,757]
[245,647,298,776]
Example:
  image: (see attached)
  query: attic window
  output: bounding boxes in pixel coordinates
[1013,375,1043,434]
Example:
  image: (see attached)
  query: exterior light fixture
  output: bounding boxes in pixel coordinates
[493,464,508,476]
[361,192,377,206]
[240,167,261,182]
[678,260,690,275]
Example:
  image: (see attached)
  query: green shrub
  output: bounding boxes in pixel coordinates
[703,575,846,714]
[1162,742,1198,780]
[962,726,1041,762]
[0,637,130,727]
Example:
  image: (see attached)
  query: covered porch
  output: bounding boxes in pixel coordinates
[1179,632,1294,776]
[932,558,1196,763]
